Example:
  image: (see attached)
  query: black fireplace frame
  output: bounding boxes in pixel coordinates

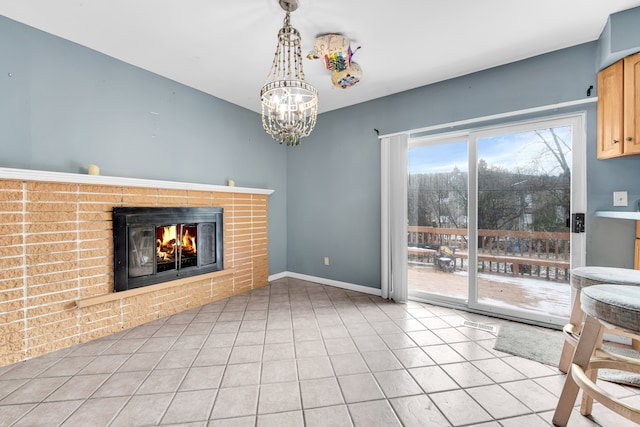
[112,207,224,292]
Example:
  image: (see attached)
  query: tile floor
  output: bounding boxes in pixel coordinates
[1,277,640,427]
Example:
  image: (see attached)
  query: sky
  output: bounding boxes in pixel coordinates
[408,126,572,176]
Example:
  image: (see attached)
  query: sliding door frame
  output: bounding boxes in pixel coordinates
[408,112,586,326]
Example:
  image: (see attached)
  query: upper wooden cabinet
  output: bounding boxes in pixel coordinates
[597,52,640,159]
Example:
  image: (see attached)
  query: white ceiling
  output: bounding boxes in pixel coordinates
[2,1,640,114]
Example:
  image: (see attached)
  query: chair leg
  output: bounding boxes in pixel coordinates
[553,315,602,427]
[579,326,604,416]
[580,367,598,416]
[558,292,584,373]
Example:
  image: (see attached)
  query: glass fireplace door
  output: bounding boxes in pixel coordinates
[128,226,155,278]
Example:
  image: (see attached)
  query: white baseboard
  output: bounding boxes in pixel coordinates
[268,271,382,297]
[267,271,289,282]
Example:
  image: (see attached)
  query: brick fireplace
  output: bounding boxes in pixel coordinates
[0,168,272,368]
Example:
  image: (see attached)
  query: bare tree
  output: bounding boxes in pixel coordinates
[534,128,570,177]
[408,126,571,235]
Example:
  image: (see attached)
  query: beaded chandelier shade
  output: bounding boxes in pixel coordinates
[260,6,318,147]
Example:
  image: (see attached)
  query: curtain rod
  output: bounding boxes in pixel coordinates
[377,97,597,139]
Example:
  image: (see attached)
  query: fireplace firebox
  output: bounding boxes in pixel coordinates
[113,207,223,292]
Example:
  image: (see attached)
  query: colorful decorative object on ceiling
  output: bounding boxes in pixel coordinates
[331,61,362,89]
[313,34,352,72]
[308,33,362,89]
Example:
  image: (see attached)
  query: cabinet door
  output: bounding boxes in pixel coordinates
[624,52,640,156]
[597,60,624,159]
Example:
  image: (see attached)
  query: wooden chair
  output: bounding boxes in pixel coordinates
[558,267,640,374]
[553,284,640,426]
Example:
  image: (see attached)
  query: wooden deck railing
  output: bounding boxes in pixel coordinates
[408,226,570,281]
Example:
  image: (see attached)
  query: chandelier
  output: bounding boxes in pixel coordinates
[260,0,318,147]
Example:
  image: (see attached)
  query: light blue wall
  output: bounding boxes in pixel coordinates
[0,15,289,274]
[598,6,640,70]
[288,40,640,289]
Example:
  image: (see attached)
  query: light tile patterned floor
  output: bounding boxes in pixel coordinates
[1,277,640,426]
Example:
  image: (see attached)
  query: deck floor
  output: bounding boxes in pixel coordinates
[408,262,571,319]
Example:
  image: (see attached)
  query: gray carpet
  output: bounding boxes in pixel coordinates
[494,323,563,366]
[494,322,640,386]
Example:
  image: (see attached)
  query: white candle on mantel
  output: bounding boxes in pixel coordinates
[88,164,100,176]
[227,179,235,187]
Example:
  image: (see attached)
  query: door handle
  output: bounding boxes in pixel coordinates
[569,213,585,233]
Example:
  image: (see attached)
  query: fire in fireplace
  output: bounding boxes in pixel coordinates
[113,207,223,291]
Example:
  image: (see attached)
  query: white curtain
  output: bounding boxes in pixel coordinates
[381,134,408,303]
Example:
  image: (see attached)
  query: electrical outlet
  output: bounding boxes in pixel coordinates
[613,191,628,207]
[323,257,329,266]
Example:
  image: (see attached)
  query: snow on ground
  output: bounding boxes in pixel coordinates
[476,272,570,315]
[410,265,571,317]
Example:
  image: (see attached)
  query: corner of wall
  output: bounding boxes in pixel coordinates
[596,6,640,70]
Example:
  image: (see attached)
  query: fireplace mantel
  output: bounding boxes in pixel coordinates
[0,167,274,196]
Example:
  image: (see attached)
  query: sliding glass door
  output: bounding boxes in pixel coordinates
[408,114,585,326]
[408,136,469,303]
